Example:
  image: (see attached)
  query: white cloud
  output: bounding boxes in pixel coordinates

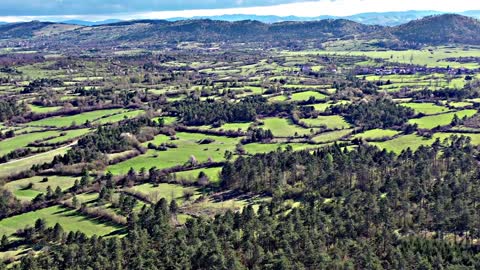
[1,0,479,22]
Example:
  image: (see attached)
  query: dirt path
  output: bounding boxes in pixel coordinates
[1,141,77,166]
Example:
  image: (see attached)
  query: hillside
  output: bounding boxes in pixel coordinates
[0,14,479,50]
[392,14,480,45]
[0,21,80,39]
[51,19,379,46]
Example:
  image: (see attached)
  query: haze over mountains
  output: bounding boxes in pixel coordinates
[0,10,479,27]
[167,10,480,26]
[0,14,479,52]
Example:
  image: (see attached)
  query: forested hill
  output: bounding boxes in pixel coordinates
[0,14,479,50]
[391,14,480,45]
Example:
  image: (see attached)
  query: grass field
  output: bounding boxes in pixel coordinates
[108,132,240,175]
[301,115,350,129]
[0,205,121,237]
[270,91,327,103]
[93,110,144,125]
[184,195,270,216]
[126,183,200,204]
[26,109,126,127]
[198,122,253,132]
[364,73,468,92]
[243,142,328,154]
[28,104,62,114]
[311,100,350,112]
[370,134,435,154]
[262,118,317,137]
[432,132,480,146]
[353,129,401,141]
[42,128,91,144]
[174,167,222,184]
[0,130,60,156]
[448,101,473,108]
[290,91,327,101]
[312,129,353,143]
[4,175,78,201]
[408,110,477,129]
[287,47,480,68]
[0,146,71,178]
[400,102,450,115]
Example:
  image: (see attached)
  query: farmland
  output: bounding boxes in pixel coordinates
[0,14,479,268]
[408,109,477,129]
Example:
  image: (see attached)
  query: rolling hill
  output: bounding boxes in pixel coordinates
[392,14,480,45]
[0,14,478,50]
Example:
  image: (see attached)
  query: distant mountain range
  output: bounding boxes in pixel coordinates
[167,10,480,26]
[0,10,478,27]
[59,19,122,26]
[0,14,479,51]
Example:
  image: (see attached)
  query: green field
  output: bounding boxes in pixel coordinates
[4,175,78,201]
[370,134,435,154]
[198,122,253,132]
[290,91,327,101]
[26,109,126,127]
[0,130,60,156]
[243,142,328,154]
[312,129,353,143]
[0,205,121,237]
[270,91,327,102]
[93,110,144,125]
[126,183,200,204]
[0,146,71,178]
[364,73,468,92]
[448,101,473,108]
[311,100,350,112]
[408,110,477,129]
[108,132,240,175]
[262,118,317,137]
[400,102,450,115]
[353,129,401,141]
[174,167,222,184]
[43,128,91,144]
[28,104,62,114]
[432,132,480,146]
[288,47,480,68]
[301,115,350,130]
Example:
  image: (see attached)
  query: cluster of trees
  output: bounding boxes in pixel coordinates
[0,148,33,163]
[0,189,22,219]
[14,184,480,269]
[174,96,292,126]
[222,136,480,239]
[243,128,274,143]
[21,78,63,94]
[0,99,27,122]
[53,117,155,165]
[329,98,415,129]
[412,88,479,100]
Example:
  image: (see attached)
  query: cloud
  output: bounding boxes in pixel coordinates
[0,0,479,22]
[0,0,307,16]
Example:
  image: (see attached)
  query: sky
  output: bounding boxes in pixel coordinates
[0,0,479,22]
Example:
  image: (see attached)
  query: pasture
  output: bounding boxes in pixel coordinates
[26,109,127,127]
[301,115,350,130]
[0,146,71,178]
[353,129,401,141]
[400,102,450,115]
[0,205,121,237]
[108,132,240,175]
[408,110,477,129]
[126,183,200,204]
[262,117,317,137]
[370,134,435,154]
[4,175,78,202]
